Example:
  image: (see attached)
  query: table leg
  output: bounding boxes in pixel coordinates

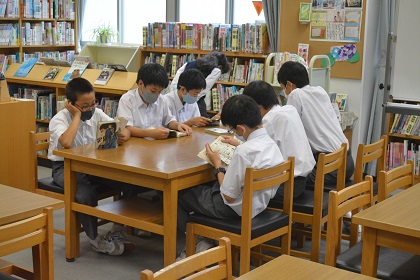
[163,181,178,266]
[361,226,379,277]
[64,159,79,261]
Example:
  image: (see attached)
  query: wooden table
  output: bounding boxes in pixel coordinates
[53,128,217,265]
[352,183,420,277]
[236,255,376,279]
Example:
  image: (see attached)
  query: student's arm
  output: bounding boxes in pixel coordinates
[168,121,192,135]
[197,68,221,99]
[58,101,81,148]
[126,126,170,139]
[184,116,211,127]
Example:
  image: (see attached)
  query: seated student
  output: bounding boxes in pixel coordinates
[243,80,315,198]
[277,61,354,187]
[177,95,284,258]
[117,63,192,139]
[163,69,212,127]
[48,77,136,255]
[171,52,230,117]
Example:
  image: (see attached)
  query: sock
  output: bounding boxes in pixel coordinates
[89,235,101,247]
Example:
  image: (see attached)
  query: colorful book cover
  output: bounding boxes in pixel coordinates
[13,58,38,77]
[43,67,61,80]
[62,58,90,82]
[94,68,115,86]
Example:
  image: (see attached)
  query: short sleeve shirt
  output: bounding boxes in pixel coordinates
[163,91,200,124]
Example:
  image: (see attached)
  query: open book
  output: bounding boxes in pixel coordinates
[95,117,128,149]
[168,130,188,138]
[197,136,237,167]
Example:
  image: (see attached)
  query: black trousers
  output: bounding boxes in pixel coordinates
[197,96,209,118]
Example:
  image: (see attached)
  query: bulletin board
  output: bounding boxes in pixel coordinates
[279,0,366,79]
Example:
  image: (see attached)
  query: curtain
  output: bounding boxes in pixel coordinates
[77,0,87,52]
[262,0,280,52]
[365,0,397,175]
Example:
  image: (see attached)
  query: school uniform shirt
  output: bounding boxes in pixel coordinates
[220,127,284,218]
[263,105,315,177]
[170,62,221,100]
[162,90,200,124]
[117,88,176,129]
[48,108,112,161]
[287,85,348,153]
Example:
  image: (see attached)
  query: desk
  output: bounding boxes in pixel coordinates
[236,255,376,279]
[353,183,420,277]
[53,128,217,265]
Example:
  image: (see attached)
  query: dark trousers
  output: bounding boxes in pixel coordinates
[306,149,355,189]
[52,161,141,240]
[197,96,209,118]
[274,176,307,200]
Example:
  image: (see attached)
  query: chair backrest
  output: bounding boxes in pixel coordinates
[0,207,54,280]
[354,135,387,184]
[29,131,51,190]
[325,176,374,267]
[377,160,414,203]
[140,237,232,280]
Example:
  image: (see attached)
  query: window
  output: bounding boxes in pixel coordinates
[121,0,166,44]
[179,0,226,24]
[81,0,118,42]
[233,0,265,24]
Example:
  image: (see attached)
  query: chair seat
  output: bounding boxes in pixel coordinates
[38,177,64,194]
[269,190,329,217]
[0,273,18,280]
[189,209,289,239]
[337,242,420,280]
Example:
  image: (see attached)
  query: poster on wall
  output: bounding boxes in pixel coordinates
[310,0,362,42]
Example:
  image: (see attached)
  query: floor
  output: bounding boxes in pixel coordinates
[3,166,339,280]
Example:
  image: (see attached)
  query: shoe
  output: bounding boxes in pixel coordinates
[105,231,136,252]
[176,249,186,262]
[176,237,215,261]
[91,237,124,256]
[134,229,152,238]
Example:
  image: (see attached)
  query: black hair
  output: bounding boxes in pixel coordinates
[136,63,169,88]
[65,77,94,103]
[177,69,206,91]
[210,52,230,74]
[221,95,262,129]
[243,80,279,110]
[196,55,218,77]
[277,61,309,88]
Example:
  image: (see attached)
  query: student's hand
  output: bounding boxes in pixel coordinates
[210,111,221,121]
[177,123,192,135]
[117,128,130,144]
[221,135,240,146]
[65,100,81,118]
[205,143,222,168]
[188,116,211,127]
[148,127,171,140]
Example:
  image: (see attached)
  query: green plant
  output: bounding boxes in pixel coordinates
[91,22,118,44]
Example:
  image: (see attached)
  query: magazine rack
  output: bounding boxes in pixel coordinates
[309,55,331,93]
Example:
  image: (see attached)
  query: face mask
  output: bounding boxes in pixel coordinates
[80,107,95,121]
[183,92,198,104]
[141,88,159,104]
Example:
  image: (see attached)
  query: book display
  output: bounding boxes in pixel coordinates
[94,68,115,85]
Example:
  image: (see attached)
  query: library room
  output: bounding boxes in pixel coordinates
[1,0,420,279]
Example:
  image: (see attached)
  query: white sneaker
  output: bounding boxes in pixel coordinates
[105,231,136,251]
[91,237,124,256]
[134,229,152,238]
[176,237,215,261]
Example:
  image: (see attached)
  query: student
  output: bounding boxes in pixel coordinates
[48,77,136,255]
[243,80,315,198]
[177,95,284,257]
[163,69,212,127]
[277,61,354,187]
[171,52,230,117]
[117,63,192,139]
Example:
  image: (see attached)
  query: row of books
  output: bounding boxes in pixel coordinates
[143,21,268,54]
[0,54,8,73]
[390,114,420,136]
[0,0,19,18]
[98,97,119,118]
[145,52,197,77]
[210,85,244,112]
[22,0,75,19]
[23,50,75,62]
[22,21,74,46]
[0,23,19,45]
[386,141,420,175]
[219,58,264,84]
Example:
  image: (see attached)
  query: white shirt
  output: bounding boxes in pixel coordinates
[170,62,221,99]
[263,105,315,177]
[287,85,348,153]
[117,88,176,129]
[48,108,112,161]
[163,90,200,124]
[220,128,284,217]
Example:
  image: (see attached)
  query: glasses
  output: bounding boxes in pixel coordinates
[74,99,98,112]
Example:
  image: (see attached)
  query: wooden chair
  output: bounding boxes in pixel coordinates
[377,160,414,202]
[140,237,233,280]
[186,158,295,276]
[0,207,54,280]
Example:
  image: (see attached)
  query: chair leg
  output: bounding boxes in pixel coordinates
[281,233,290,255]
[185,224,196,257]
[239,245,251,276]
[296,223,306,248]
[232,246,239,272]
[311,221,322,262]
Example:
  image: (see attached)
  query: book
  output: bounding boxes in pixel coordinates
[168,130,188,138]
[335,93,348,111]
[206,119,221,127]
[62,57,91,82]
[108,64,128,72]
[39,57,71,67]
[94,68,115,85]
[197,136,236,167]
[205,127,231,136]
[43,67,61,80]
[13,58,38,77]
[95,117,128,149]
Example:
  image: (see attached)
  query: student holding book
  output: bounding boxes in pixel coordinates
[117,63,192,139]
[48,77,137,255]
[277,61,354,188]
[163,69,212,127]
[243,80,315,198]
[176,95,284,259]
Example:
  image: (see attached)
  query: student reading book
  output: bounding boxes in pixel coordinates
[43,67,61,80]
[197,136,236,167]
[94,68,115,85]
[14,58,38,77]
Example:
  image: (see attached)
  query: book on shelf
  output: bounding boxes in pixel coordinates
[95,117,128,149]
[168,130,188,138]
[13,58,38,77]
[197,136,236,167]
[108,64,128,72]
[43,67,61,80]
[335,93,347,111]
[62,57,91,82]
[40,57,71,67]
[94,68,115,86]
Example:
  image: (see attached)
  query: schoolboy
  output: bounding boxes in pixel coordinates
[277,61,354,187]
[163,69,212,127]
[243,80,315,198]
[48,77,135,255]
[177,95,284,257]
[117,63,192,139]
